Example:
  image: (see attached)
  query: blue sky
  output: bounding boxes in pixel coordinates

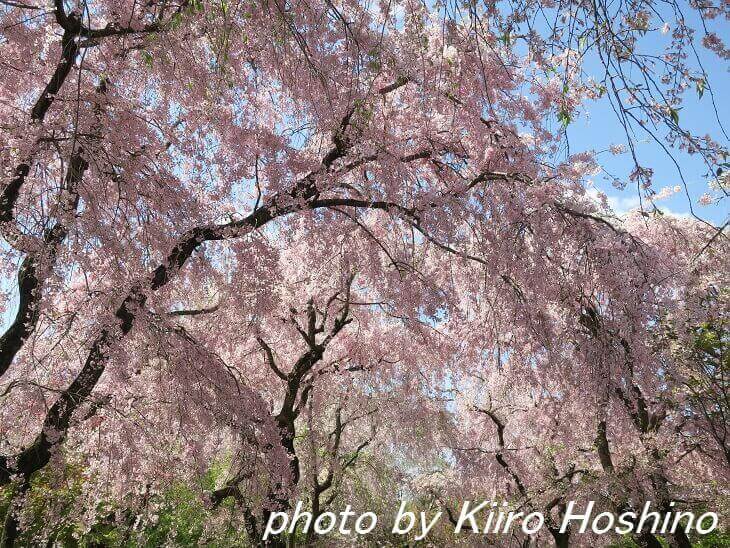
[568,87,729,224]
[563,15,729,226]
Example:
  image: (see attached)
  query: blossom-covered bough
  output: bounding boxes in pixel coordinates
[0,0,727,545]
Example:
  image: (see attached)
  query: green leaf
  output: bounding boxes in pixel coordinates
[696,79,706,99]
[669,107,680,125]
[558,108,571,127]
[169,12,183,29]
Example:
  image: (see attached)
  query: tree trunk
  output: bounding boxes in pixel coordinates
[668,525,692,548]
[547,526,570,548]
[635,531,663,548]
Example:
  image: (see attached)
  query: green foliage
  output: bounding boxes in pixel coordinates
[696,79,706,99]
[669,107,680,125]
[558,107,572,127]
[692,530,730,547]
[0,459,249,547]
[141,51,153,67]
[608,531,730,548]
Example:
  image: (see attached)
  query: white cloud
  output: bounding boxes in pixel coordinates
[585,187,640,215]
[585,187,691,218]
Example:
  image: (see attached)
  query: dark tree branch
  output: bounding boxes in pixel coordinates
[0,151,88,378]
